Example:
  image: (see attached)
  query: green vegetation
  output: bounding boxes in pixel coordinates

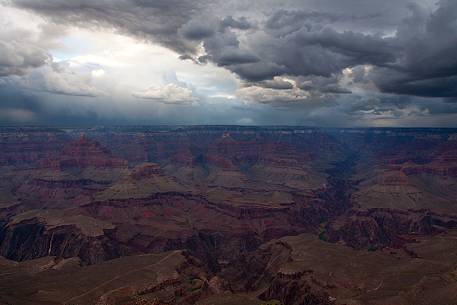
[318,231,328,241]
[367,244,378,252]
[188,278,204,292]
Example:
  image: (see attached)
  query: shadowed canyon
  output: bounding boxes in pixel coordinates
[0,126,456,305]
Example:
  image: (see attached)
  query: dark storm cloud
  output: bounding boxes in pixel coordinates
[220,16,253,30]
[372,70,457,98]
[13,0,452,96]
[179,19,216,41]
[200,29,261,67]
[397,1,457,80]
[215,13,398,82]
[4,0,457,126]
[12,0,454,94]
[363,0,457,99]
[230,62,286,82]
[211,1,456,100]
[180,16,253,41]
[12,0,204,54]
[170,7,401,97]
[214,49,260,66]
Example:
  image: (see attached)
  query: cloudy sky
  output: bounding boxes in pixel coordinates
[0,0,456,126]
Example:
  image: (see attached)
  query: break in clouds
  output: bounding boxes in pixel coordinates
[0,0,457,126]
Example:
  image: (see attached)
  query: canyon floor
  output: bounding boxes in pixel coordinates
[0,126,456,305]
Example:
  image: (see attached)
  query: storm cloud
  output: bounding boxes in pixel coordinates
[0,0,456,126]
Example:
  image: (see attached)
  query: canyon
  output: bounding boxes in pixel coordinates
[0,126,456,305]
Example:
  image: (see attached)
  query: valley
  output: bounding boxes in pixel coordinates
[0,126,456,305]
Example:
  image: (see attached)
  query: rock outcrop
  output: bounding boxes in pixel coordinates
[324,209,436,249]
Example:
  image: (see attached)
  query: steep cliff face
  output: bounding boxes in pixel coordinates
[323,209,436,249]
[82,193,317,267]
[0,219,121,264]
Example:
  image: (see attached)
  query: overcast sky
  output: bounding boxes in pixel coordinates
[0,0,456,126]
